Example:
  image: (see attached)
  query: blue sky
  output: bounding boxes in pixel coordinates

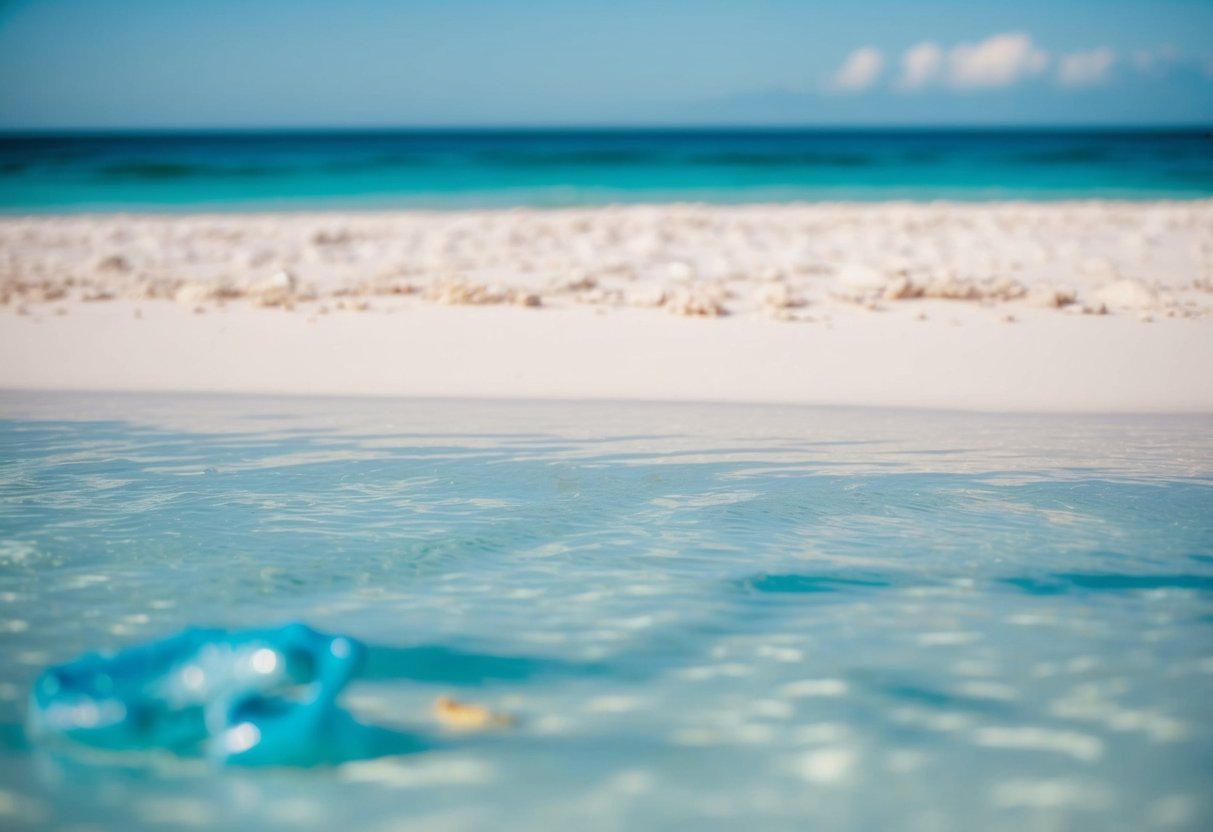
[0,0,1211,128]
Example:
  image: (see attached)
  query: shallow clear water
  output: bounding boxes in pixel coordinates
[2,129,1211,212]
[1,393,1211,831]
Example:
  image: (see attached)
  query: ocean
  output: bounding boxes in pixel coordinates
[1,128,1211,212]
[1,393,1211,831]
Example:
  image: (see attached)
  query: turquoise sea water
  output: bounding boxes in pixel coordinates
[1,129,1211,212]
[1,393,1211,830]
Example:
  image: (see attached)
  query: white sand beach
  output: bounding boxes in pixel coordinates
[2,201,1212,412]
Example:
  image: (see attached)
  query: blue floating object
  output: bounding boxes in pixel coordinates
[28,623,365,766]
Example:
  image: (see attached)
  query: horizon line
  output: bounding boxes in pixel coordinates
[1,122,1211,135]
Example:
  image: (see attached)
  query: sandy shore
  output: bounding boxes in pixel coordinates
[2,202,1212,412]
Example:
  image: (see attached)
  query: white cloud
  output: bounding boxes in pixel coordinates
[826,47,884,92]
[1132,45,1181,76]
[896,42,943,91]
[1057,48,1116,87]
[1131,45,1213,79]
[947,32,1048,90]
[835,32,1193,95]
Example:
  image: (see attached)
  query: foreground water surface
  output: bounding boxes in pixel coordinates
[0,393,1211,830]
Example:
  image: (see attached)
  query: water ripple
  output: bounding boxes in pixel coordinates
[0,394,1210,831]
